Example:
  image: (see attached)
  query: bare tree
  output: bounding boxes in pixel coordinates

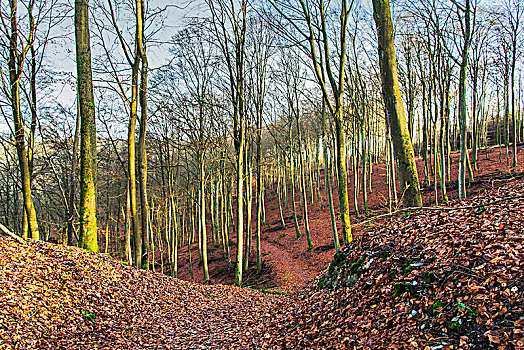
[372,0,422,207]
[206,0,248,286]
[267,0,355,244]
[75,0,98,251]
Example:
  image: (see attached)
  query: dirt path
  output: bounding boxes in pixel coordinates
[0,236,291,350]
[175,146,524,291]
[260,241,311,292]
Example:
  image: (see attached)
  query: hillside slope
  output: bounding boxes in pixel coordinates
[1,149,524,349]
[2,181,523,349]
[0,238,287,349]
[258,182,524,349]
[176,146,524,293]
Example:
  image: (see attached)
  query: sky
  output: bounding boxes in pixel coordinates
[1,0,493,136]
[49,0,198,106]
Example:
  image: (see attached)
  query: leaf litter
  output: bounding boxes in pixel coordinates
[0,181,523,349]
[257,181,524,349]
[0,237,288,349]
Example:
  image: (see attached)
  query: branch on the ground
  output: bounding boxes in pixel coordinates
[352,194,524,229]
[0,223,27,244]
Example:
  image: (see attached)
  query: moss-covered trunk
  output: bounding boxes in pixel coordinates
[129,0,143,267]
[335,114,352,243]
[199,160,209,283]
[322,106,339,252]
[75,0,98,250]
[8,0,39,241]
[372,0,422,208]
[137,6,149,268]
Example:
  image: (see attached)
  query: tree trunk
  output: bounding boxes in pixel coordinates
[335,117,352,243]
[129,19,142,267]
[372,0,422,208]
[199,162,209,283]
[68,108,81,246]
[234,134,244,286]
[243,155,253,272]
[457,0,471,198]
[137,6,149,268]
[124,186,132,265]
[289,152,301,240]
[255,130,263,273]
[322,106,339,252]
[75,0,98,250]
[296,113,313,249]
[511,35,518,167]
[9,0,39,241]
[172,198,179,278]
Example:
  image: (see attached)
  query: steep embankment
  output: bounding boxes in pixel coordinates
[176,146,524,293]
[0,238,287,349]
[2,149,524,349]
[259,182,524,349]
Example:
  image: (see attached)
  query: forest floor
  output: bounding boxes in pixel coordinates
[1,145,523,349]
[177,145,524,293]
[0,235,289,349]
[259,178,524,349]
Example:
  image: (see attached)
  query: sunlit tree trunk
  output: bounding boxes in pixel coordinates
[255,113,263,272]
[68,110,80,245]
[199,158,209,283]
[137,0,149,269]
[24,2,38,239]
[234,128,244,286]
[372,0,422,208]
[457,0,472,198]
[124,187,132,265]
[288,127,302,240]
[268,0,353,244]
[9,0,39,240]
[295,108,313,249]
[243,154,252,273]
[75,0,98,249]
[322,104,339,252]
[172,198,179,278]
[128,0,144,267]
[276,167,286,229]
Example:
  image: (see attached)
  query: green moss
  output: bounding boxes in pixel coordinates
[318,251,367,290]
[450,320,465,333]
[82,310,97,323]
[391,281,416,298]
[350,254,367,272]
[388,270,397,280]
[430,299,442,315]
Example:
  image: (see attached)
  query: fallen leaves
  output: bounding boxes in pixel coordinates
[0,236,289,349]
[256,182,524,349]
[1,180,523,349]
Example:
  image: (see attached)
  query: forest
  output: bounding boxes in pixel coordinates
[0,0,523,349]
